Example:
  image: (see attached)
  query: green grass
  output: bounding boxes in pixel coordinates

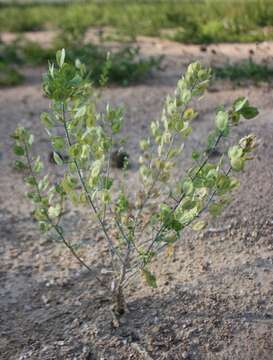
[214,60,273,83]
[1,0,273,43]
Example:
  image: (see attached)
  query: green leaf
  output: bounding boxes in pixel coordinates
[112,118,123,134]
[27,191,40,203]
[40,112,54,128]
[13,145,25,156]
[230,157,245,171]
[180,124,192,137]
[228,145,245,171]
[39,221,51,233]
[80,144,90,160]
[51,136,65,151]
[177,206,198,225]
[207,130,218,151]
[75,105,87,118]
[216,174,231,193]
[192,150,200,161]
[25,176,36,186]
[68,144,81,159]
[61,175,77,193]
[181,198,197,210]
[28,134,34,146]
[182,179,194,195]
[139,139,149,151]
[234,97,248,112]
[240,105,259,119]
[56,48,65,68]
[38,175,49,192]
[116,192,129,213]
[53,152,64,166]
[14,160,27,171]
[48,204,61,219]
[142,269,157,288]
[209,202,224,217]
[69,190,79,205]
[215,110,228,132]
[192,220,207,231]
[34,208,47,221]
[102,176,113,190]
[160,203,183,231]
[100,190,111,204]
[33,157,43,173]
[91,160,102,178]
[169,218,183,232]
[228,145,243,159]
[159,203,172,218]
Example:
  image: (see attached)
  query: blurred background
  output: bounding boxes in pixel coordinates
[1,0,273,87]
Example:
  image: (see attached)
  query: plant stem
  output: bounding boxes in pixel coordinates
[23,139,109,291]
[61,103,124,268]
[148,132,223,253]
[123,131,224,284]
[123,165,230,288]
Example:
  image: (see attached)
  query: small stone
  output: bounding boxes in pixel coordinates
[182,351,190,359]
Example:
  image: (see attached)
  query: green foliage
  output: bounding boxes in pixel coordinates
[19,40,56,66]
[0,36,161,87]
[54,20,162,86]
[0,64,24,86]
[142,269,157,288]
[214,60,273,83]
[63,45,162,86]
[12,50,258,313]
[0,39,24,86]
[1,0,273,43]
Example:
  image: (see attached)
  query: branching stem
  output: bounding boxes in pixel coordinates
[23,139,109,291]
[61,103,124,269]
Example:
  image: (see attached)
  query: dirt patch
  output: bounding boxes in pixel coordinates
[0,35,273,359]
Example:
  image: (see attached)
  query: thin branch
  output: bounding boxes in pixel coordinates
[132,78,204,245]
[61,103,124,268]
[147,132,223,254]
[23,139,109,292]
[123,132,224,285]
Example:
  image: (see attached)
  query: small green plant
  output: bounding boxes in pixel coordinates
[0,36,161,87]
[54,20,162,86]
[64,45,162,86]
[0,38,24,87]
[0,63,24,87]
[12,50,258,316]
[214,59,273,83]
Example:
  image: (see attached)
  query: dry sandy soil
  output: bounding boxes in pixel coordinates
[0,35,273,359]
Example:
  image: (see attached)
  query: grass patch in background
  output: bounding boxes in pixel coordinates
[65,45,162,86]
[0,63,24,86]
[214,60,273,83]
[0,9,162,88]
[0,37,161,87]
[1,0,273,43]
[0,40,24,86]
[1,0,273,87]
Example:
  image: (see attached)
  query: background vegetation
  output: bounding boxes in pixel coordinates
[1,0,273,87]
[1,0,273,43]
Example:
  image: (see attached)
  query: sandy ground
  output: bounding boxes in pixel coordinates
[0,35,273,359]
